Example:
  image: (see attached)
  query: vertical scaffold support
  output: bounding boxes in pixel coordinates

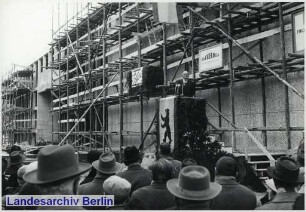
[227,3,236,150]
[137,3,144,144]
[118,3,124,162]
[279,3,291,149]
[162,23,167,97]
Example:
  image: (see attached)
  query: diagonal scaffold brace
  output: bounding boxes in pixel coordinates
[58,70,119,146]
[187,6,304,100]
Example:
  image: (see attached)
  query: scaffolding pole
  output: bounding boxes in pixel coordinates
[119,3,123,162]
[162,23,167,97]
[59,70,119,145]
[187,6,304,100]
[227,3,236,150]
[258,19,267,147]
[279,3,291,149]
[137,3,144,143]
[102,7,107,152]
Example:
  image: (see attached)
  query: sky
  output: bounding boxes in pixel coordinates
[0,0,90,79]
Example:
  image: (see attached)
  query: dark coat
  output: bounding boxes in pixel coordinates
[256,192,301,210]
[18,182,41,210]
[116,163,152,194]
[176,79,195,97]
[125,182,175,210]
[2,175,8,196]
[79,167,97,185]
[211,176,257,210]
[78,173,110,195]
[78,173,111,210]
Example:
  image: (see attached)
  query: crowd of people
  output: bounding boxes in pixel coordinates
[2,142,304,210]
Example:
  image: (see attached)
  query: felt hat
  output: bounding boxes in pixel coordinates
[266,156,304,184]
[9,151,25,165]
[92,152,122,174]
[167,165,221,201]
[23,145,91,184]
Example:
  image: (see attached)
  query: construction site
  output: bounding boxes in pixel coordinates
[1,2,304,174]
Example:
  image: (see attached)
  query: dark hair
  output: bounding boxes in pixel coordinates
[215,156,238,177]
[182,158,197,168]
[124,146,141,166]
[274,179,298,189]
[149,158,174,183]
[10,145,21,154]
[87,150,102,164]
[160,143,171,155]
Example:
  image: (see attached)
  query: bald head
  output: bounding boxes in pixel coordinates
[182,71,189,80]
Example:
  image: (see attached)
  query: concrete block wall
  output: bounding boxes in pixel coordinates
[105,17,303,154]
[108,98,158,150]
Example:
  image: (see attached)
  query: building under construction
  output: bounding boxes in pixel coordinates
[1,2,304,171]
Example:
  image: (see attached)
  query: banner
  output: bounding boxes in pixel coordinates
[293,10,304,53]
[199,44,223,72]
[131,67,143,88]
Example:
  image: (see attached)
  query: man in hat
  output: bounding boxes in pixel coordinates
[79,150,102,185]
[211,156,257,210]
[126,158,176,210]
[159,142,181,178]
[256,156,304,210]
[175,71,195,97]
[103,176,131,210]
[79,152,122,195]
[22,145,91,210]
[167,165,221,209]
[6,151,25,189]
[117,146,152,194]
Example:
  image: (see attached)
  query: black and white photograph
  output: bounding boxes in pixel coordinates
[0,1,305,210]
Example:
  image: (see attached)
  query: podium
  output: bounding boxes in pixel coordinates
[159,96,207,149]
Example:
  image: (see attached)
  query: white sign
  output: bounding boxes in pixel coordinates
[293,11,304,52]
[131,67,143,88]
[199,44,223,72]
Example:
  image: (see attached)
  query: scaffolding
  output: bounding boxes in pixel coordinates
[1,65,35,146]
[47,2,304,162]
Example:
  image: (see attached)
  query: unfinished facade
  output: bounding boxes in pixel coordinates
[2,3,304,166]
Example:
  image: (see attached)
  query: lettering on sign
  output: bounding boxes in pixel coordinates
[293,10,304,53]
[199,44,223,72]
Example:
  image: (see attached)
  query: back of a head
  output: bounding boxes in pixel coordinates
[124,146,140,166]
[10,145,21,153]
[87,150,102,164]
[103,176,131,203]
[215,156,237,177]
[149,158,174,183]
[182,158,197,168]
[160,142,171,156]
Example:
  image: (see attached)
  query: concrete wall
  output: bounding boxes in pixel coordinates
[37,54,52,93]
[36,92,53,142]
[197,29,304,153]
[105,18,304,154]
[108,98,158,152]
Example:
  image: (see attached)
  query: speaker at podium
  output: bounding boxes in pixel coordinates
[159,96,207,150]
